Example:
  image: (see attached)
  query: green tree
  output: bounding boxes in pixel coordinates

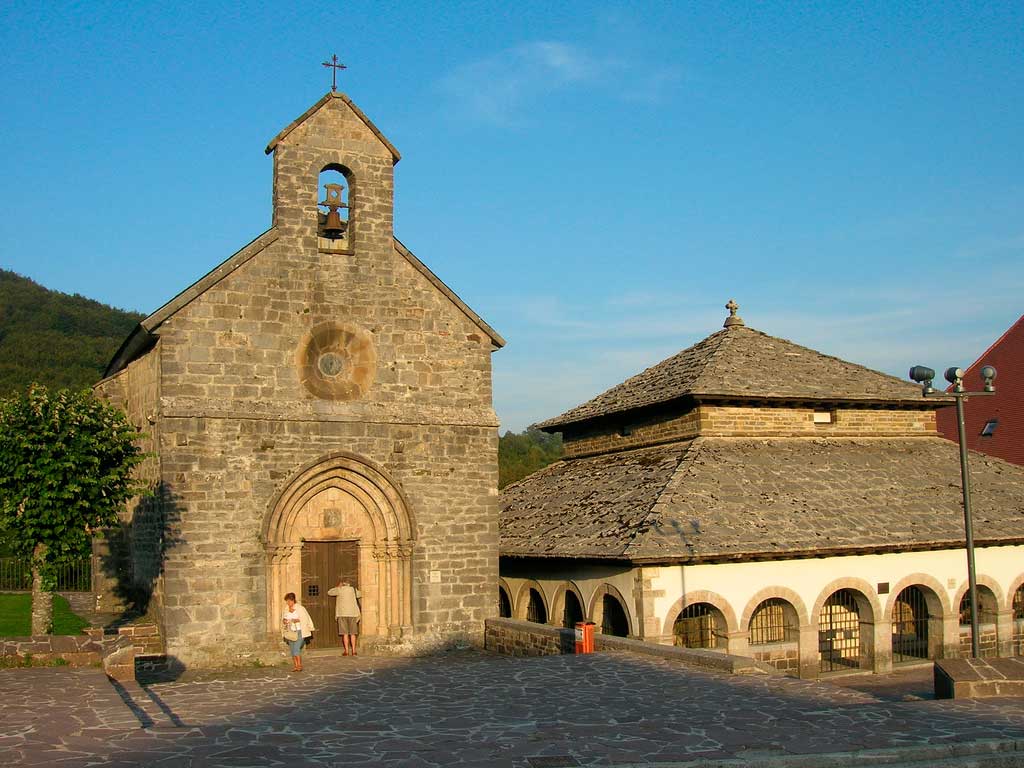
[0,385,145,634]
[498,427,564,488]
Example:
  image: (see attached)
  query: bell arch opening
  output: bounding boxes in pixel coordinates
[263,452,416,643]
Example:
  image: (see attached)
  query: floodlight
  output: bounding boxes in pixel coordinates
[980,365,997,392]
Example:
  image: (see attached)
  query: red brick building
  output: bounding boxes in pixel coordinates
[936,314,1024,466]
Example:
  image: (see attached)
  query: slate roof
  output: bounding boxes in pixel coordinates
[537,324,928,430]
[499,437,1024,562]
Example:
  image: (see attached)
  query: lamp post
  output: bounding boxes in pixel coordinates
[908,364,997,658]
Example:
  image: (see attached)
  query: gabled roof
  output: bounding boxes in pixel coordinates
[264,91,401,163]
[103,232,503,378]
[499,436,1024,562]
[538,322,928,430]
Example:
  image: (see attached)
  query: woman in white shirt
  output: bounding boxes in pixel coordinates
[282,592,315,672]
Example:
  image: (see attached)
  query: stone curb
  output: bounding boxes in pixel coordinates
[608,737,1024,767]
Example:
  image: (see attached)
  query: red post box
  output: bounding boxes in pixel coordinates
[575,621,595,654]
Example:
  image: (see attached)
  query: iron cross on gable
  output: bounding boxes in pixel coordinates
[322,54,347,92]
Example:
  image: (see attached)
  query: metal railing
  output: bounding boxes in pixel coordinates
[0,557,92,592]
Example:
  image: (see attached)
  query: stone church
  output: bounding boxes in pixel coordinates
[500,303,1024,678]
[96,91,505,666]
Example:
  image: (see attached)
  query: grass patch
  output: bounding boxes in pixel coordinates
[0,593,89,636]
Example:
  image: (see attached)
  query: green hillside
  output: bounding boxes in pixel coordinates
[0,269,144,395]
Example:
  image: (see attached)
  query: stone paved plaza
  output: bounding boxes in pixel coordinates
[2,651,1024,767]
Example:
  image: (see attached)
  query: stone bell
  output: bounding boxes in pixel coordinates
[319,183,349,239]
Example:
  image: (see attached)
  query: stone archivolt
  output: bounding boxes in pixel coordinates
[263,451,415,641]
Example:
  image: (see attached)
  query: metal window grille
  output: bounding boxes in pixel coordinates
[749,598,796,645]
[498,588,512,618]
[601,594,629,637]
[526,589,547,624]
[819,589,862,673]
[1014,586,1024,621]
[562,590,584,628]
[673,603,720,649]
[892,586,930,663]
[959,591,997,626]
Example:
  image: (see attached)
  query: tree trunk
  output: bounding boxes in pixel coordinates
[30,543,53,635]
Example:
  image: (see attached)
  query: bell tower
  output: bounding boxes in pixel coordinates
[264,91,401,257]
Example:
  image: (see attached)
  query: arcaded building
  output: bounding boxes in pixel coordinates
[500,303,1024,677]
[96,91,504,666]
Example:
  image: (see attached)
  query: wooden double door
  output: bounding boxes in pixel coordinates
[301,541,359,648]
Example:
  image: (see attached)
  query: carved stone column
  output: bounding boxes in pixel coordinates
[373,545,390,637]
[265,543,301,637]
[398,542,414,635]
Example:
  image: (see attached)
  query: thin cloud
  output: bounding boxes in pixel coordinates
[437,41,682,124]
[437,41,600,125]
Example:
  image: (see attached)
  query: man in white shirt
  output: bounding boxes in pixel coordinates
[327,578,361,656]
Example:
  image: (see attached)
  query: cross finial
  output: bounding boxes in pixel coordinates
[723,299,744,328]
[322,54,347,93]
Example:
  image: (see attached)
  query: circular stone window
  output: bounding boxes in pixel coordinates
[296,321,376,401]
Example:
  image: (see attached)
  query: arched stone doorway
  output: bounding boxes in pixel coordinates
[263,452,416,643]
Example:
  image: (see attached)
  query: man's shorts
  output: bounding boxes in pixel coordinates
[337,616,359,635]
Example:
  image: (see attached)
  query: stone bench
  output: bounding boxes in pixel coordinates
[935,656,1024,698]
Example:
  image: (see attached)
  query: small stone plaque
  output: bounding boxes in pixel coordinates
[323,508,341,528]
[429,570,442,584]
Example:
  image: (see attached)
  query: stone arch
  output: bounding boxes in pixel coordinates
[550,582,587,629]
[813,579,880,674]
[263,451,416,642]
[515,580,549,623]
[952,575,1005,620]
[1006,573,1024,615]
[304,156,367,243]
[884,573,952,620]
[661,590,739,637]
[589,583,633,637]
[740,586,810,630]
[886,575,948,662]
[811,577,882,626]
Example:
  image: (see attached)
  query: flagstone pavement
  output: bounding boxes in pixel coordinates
[2,650,1024,767]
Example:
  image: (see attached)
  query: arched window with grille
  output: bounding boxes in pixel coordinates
[526,588,547,624]
[498,586,512,619]
[562,589,584,629]
[673,603,725,649]
[959,586,999,657]
[749,598,797,645]
[600,594,629,637]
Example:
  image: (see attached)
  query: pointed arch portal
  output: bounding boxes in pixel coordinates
[263,452,416,642]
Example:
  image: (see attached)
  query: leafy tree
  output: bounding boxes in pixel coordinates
[0,385,146,634]
[498,427,564,488]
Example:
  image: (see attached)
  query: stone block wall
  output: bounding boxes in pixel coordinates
[750,642,801,674]
[563,409,699,458]
[561,403,937,458]
[1,633,135,681]
[959,624,1000,658]
[94,345,164,605]
[484,617,574,656]
[698,404,936,438]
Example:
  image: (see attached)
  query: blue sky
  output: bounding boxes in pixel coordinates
[1,1,1022,431]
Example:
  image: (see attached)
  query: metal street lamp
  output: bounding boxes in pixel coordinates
[908,364,997,658]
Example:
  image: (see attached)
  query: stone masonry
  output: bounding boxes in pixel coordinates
[96,92,505,666]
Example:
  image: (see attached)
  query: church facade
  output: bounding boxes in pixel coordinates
[96,92,504,666]
[500,304,1024,678]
